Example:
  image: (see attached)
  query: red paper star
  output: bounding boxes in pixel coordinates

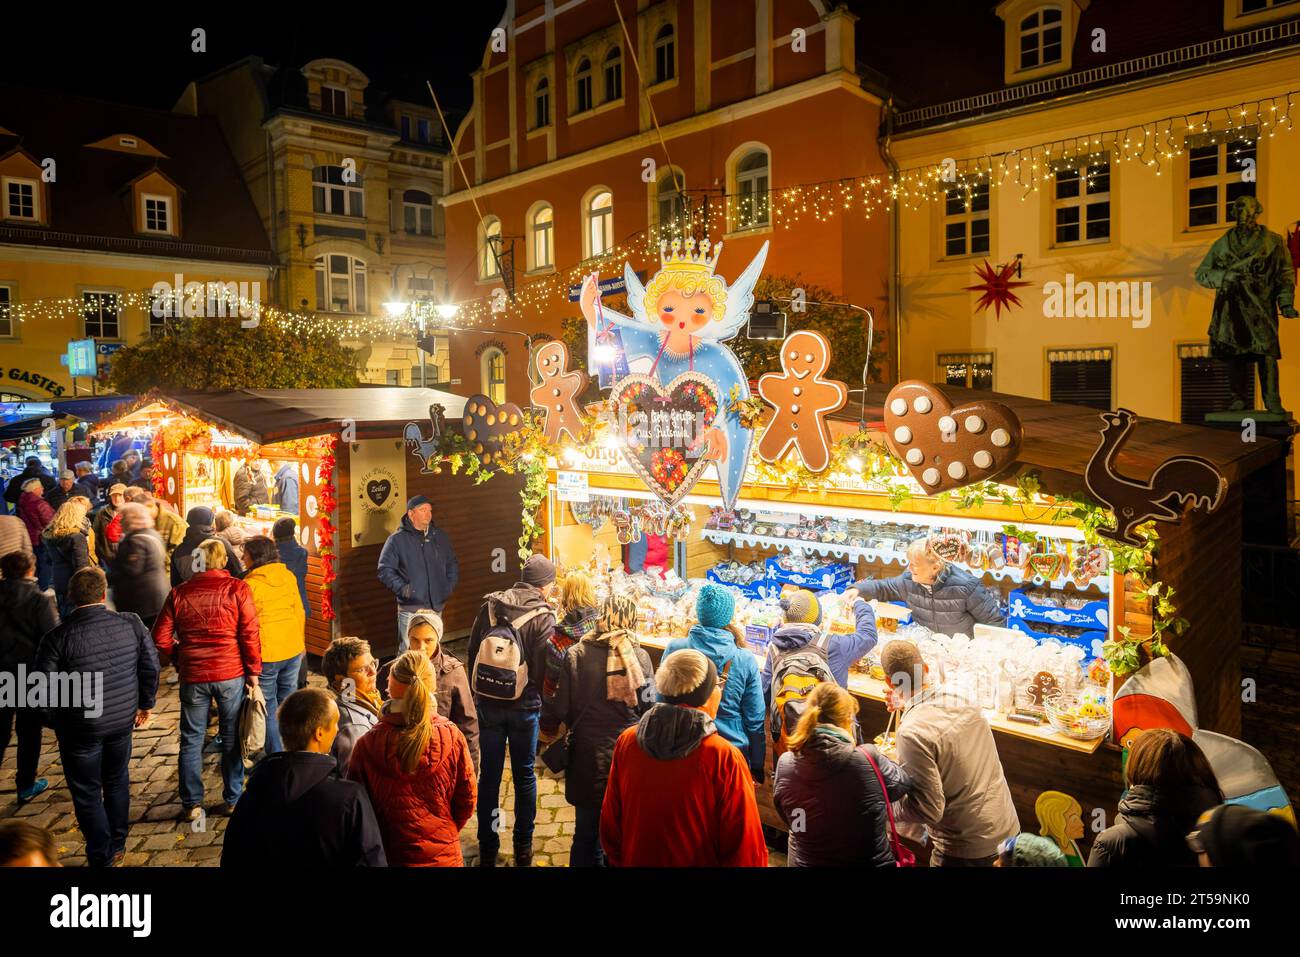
[963,260,1032,319]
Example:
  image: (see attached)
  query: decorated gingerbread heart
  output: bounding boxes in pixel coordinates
[882,380,1022,493]
[530,340,588,444]
[462,394,527,467]
[609,372,721,507]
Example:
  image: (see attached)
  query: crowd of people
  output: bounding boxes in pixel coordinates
[2,479,1298,869]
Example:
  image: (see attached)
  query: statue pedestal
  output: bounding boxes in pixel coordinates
[1203,409,1294,425]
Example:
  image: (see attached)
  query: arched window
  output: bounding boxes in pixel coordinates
[734,148,771,230]
[479,217,502,280]
[312,165,364,217]
[481,348,507,404]
[534,77,550,129]
[575,58,593,113]
[529,203,554,270]
[656,169,687,237]
[654,25,675,84]
[1019,7,1063,70]
[314,254,367,313]
[402,189,434,236]
[604,47,623,101]
[585,190,613,258]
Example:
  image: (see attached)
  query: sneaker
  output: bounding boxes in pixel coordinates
[181,805,202,822]
[217,801,238,816]
[111,850,126,867]
[17,779,49,804]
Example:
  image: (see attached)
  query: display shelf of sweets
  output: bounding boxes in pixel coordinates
[928,529,1112,594]
[705,559,783,599]
[763,553,855,591]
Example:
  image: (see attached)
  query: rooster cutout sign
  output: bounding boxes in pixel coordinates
[1084,409,1226,546]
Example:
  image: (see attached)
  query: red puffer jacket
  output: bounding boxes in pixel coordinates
[346,712,476,867]
[152,569,261,684]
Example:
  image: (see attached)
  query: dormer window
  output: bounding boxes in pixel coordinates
[321,85,350,117]
[998,0,1077,83]
[4,177,39,222]
[142,194,173,234]
[1019,7,1063,70]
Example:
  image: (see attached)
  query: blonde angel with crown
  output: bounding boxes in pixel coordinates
[580,237,769,510]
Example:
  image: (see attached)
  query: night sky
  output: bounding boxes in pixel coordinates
[0,5,507,113]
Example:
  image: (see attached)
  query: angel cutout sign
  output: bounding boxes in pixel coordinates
[756,330,848,472]
[579,237,768,511]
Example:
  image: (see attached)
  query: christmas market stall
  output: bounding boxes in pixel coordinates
[91,388,526,658]
[458,237,1294,859]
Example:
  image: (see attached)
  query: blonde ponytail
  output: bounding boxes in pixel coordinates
[392,651,436,774]
[785,682,858,753]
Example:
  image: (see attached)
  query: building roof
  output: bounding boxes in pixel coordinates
[0,83,275,265]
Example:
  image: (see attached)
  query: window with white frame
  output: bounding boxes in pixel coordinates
[1048,348,1113,410]
[482,347,507,404]
[530,204,554,270]
[586,191,613,257]
[1186,131,1257,229]
[321,85,350,116]
[3,178,38,221]
[938,352,994,390]
[83,291,121,339]
[312,166,365,218]
[403,190,434,236]
[734,149,770,231]
[0,284,13,338]
[1053,162,1110,245]
[654,24,676,84]
[943,183,990,257]
[1018,7,1063,70]
[142,194,173,234]
[479,217,502,280]
[604,47,623,101]
[575,58,593,113]
[656,169,688,237]
[314,254,368,313]
[534,77,551,129]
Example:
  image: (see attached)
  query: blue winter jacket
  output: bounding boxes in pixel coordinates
[34,604,159,739]
[663,624,766,774]
[274,463,300,516]
[276,535,311,619]
[377,515,460,613]
[760,599,878,698]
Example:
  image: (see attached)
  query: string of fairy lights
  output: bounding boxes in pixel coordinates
[4,91,1295,341]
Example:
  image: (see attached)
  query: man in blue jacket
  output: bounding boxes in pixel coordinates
[376,495,459,654]
[847,538,1003,636]
[34,566,159,867]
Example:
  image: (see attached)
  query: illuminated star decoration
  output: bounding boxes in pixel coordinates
[963,260,1033,319]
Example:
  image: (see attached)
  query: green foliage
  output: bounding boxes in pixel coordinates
[108,318,359,392]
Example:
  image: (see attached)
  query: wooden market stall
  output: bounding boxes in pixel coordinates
[539,382,1286,850]
[93,388,525,659]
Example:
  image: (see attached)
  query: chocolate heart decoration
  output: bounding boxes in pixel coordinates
[365,479,392,507]
[882,380,1023,493]
[462,393,527,467]
[609,372,722,507]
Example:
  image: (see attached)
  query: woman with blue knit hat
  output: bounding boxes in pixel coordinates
[662,583,766,782]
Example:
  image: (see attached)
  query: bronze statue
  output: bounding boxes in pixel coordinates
[1194,195,1298,415]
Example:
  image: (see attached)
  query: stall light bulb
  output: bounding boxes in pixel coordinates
[847,455,864,472]
[563,450,579,466]
[592,343,616,363]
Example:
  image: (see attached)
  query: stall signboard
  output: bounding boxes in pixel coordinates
[66,339,97,378]
[349,438,406,546]
[556,470,590,503]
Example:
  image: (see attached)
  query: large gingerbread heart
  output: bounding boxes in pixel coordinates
[462,393,527,467]
[609,372,721,507]
[882,380,1022,493]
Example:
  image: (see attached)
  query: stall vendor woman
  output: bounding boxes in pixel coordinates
[846,538,1004,636]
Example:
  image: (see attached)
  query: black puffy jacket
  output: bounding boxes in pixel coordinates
[1087,784,1221,868]
[0,578,59,672]
[111,528,170,621]
[222,751,387,867]
[542,635,655,809]
[34,604,159,738]
[853,564,1002,635]
[773,726,912,867]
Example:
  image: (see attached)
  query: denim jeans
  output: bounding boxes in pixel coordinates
[572,804,606,867]
[179,677,246,807]
[476,702,540,855]
[258,654,303,754]
[59,729,133,867]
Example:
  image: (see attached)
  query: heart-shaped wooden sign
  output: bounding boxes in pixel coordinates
[882,380,1022,493]
[462,394,527,467]
[609,372,722,507]
[365,479,392,507]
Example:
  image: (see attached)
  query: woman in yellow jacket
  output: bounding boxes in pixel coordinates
[243,535,306,754]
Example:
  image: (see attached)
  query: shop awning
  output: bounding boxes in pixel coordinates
[143,388,470,446]
[50,395,137,422]
[0,413,65,441]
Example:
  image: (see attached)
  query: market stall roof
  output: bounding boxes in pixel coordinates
[51,395,137,422]
[0,413,66,442]
[138,388,469,446]
[829,384,1286,488]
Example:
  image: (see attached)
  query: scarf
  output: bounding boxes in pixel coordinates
[584,593,645,707]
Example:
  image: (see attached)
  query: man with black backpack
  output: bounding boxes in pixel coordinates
[762,589,878,758]
[466,554,557,867]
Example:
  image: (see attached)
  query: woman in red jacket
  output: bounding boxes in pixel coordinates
[347,650,476,867]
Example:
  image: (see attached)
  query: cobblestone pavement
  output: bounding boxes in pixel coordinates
[1,645,784,867]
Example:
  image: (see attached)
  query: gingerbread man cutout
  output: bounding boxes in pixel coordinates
[756,330,848,472]
[530,341,589,443]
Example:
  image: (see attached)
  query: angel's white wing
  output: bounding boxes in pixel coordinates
[711,240,770,342]
[618,261,660,332]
